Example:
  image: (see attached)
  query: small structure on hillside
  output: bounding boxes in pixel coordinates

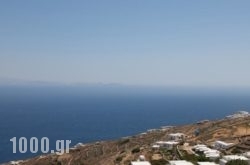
[130,161,152,165]
[219,155,250,165]
[243,151,250,158]
[194,128,200,136]
[214,141,234,150]
[152,144,160,149]
[226,111,250,119]
[139,155,146,161]
[169,160,194,165]
[197,120,210,124]
[10,160,23,165]
[169,133,186,141]
[193,144,220,160]
[197,162,219,165]
[155,141,179,150]
[74,142,85,148]
[147,129,158,133]
[161,125,174,131]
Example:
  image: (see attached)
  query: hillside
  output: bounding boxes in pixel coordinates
[4,114,250,165]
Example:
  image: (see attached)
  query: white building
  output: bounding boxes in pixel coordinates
[219,155,250,165]
[147,129,158,133]
[193,144,211,152]
[74,142,85,148]
[139,155,146,161]
[205,153,221,160]
[155,141,179,150]
[198,162,219,165]
[193,144,220,160]
[169,133,185,141]
[131,161,151,165]
[226,111,249,119]
[243,152,250,158]
[214,141,234,150]
[152,144,160,149]
[169,160,194,165]
[161,126,174,131]
[10,160,23,165]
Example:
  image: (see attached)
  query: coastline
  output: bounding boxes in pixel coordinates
[3,111,250,165]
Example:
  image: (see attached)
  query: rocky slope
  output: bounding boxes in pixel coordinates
[3,115,250,165]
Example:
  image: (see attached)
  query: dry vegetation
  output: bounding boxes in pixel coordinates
[5,116,250,165]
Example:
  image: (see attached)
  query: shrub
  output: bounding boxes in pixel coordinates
[150,159,168,165]
[131,147,140,154]
[115,156,123,162]
[226,160,248,165]
[118,138,130,145]
[231,148,242,154]
[197,155,210,162]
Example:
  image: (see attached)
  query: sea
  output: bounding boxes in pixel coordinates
[0,85,250,163]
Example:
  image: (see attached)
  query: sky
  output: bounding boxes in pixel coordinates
[0,0,250,87]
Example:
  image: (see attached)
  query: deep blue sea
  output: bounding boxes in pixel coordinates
[0,85,250,163]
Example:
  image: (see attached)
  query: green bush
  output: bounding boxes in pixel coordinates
[118,138,130,145]
[197,155,210,162]
[150,159,168,165]
[182,154,209,163]
[131,147,140,154]
[226,159,248,165]
[115,156,123,162]
[231,148,242,154]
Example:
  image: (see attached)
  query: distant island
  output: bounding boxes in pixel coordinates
[3,111,250,165]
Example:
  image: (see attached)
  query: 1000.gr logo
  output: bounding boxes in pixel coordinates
[10,137,71,155]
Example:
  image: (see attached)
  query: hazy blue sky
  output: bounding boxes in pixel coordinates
[0,0,250,87]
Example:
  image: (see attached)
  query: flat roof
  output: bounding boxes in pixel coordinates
[152,144,160,148]
[131,161,152,165]
[169,133,185,136]
[169,160,194,165]
[197,162,219,165]
[193,144,207,148]
[215,141,234,146]
[223,155,249,161]
[156,141,179,145]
